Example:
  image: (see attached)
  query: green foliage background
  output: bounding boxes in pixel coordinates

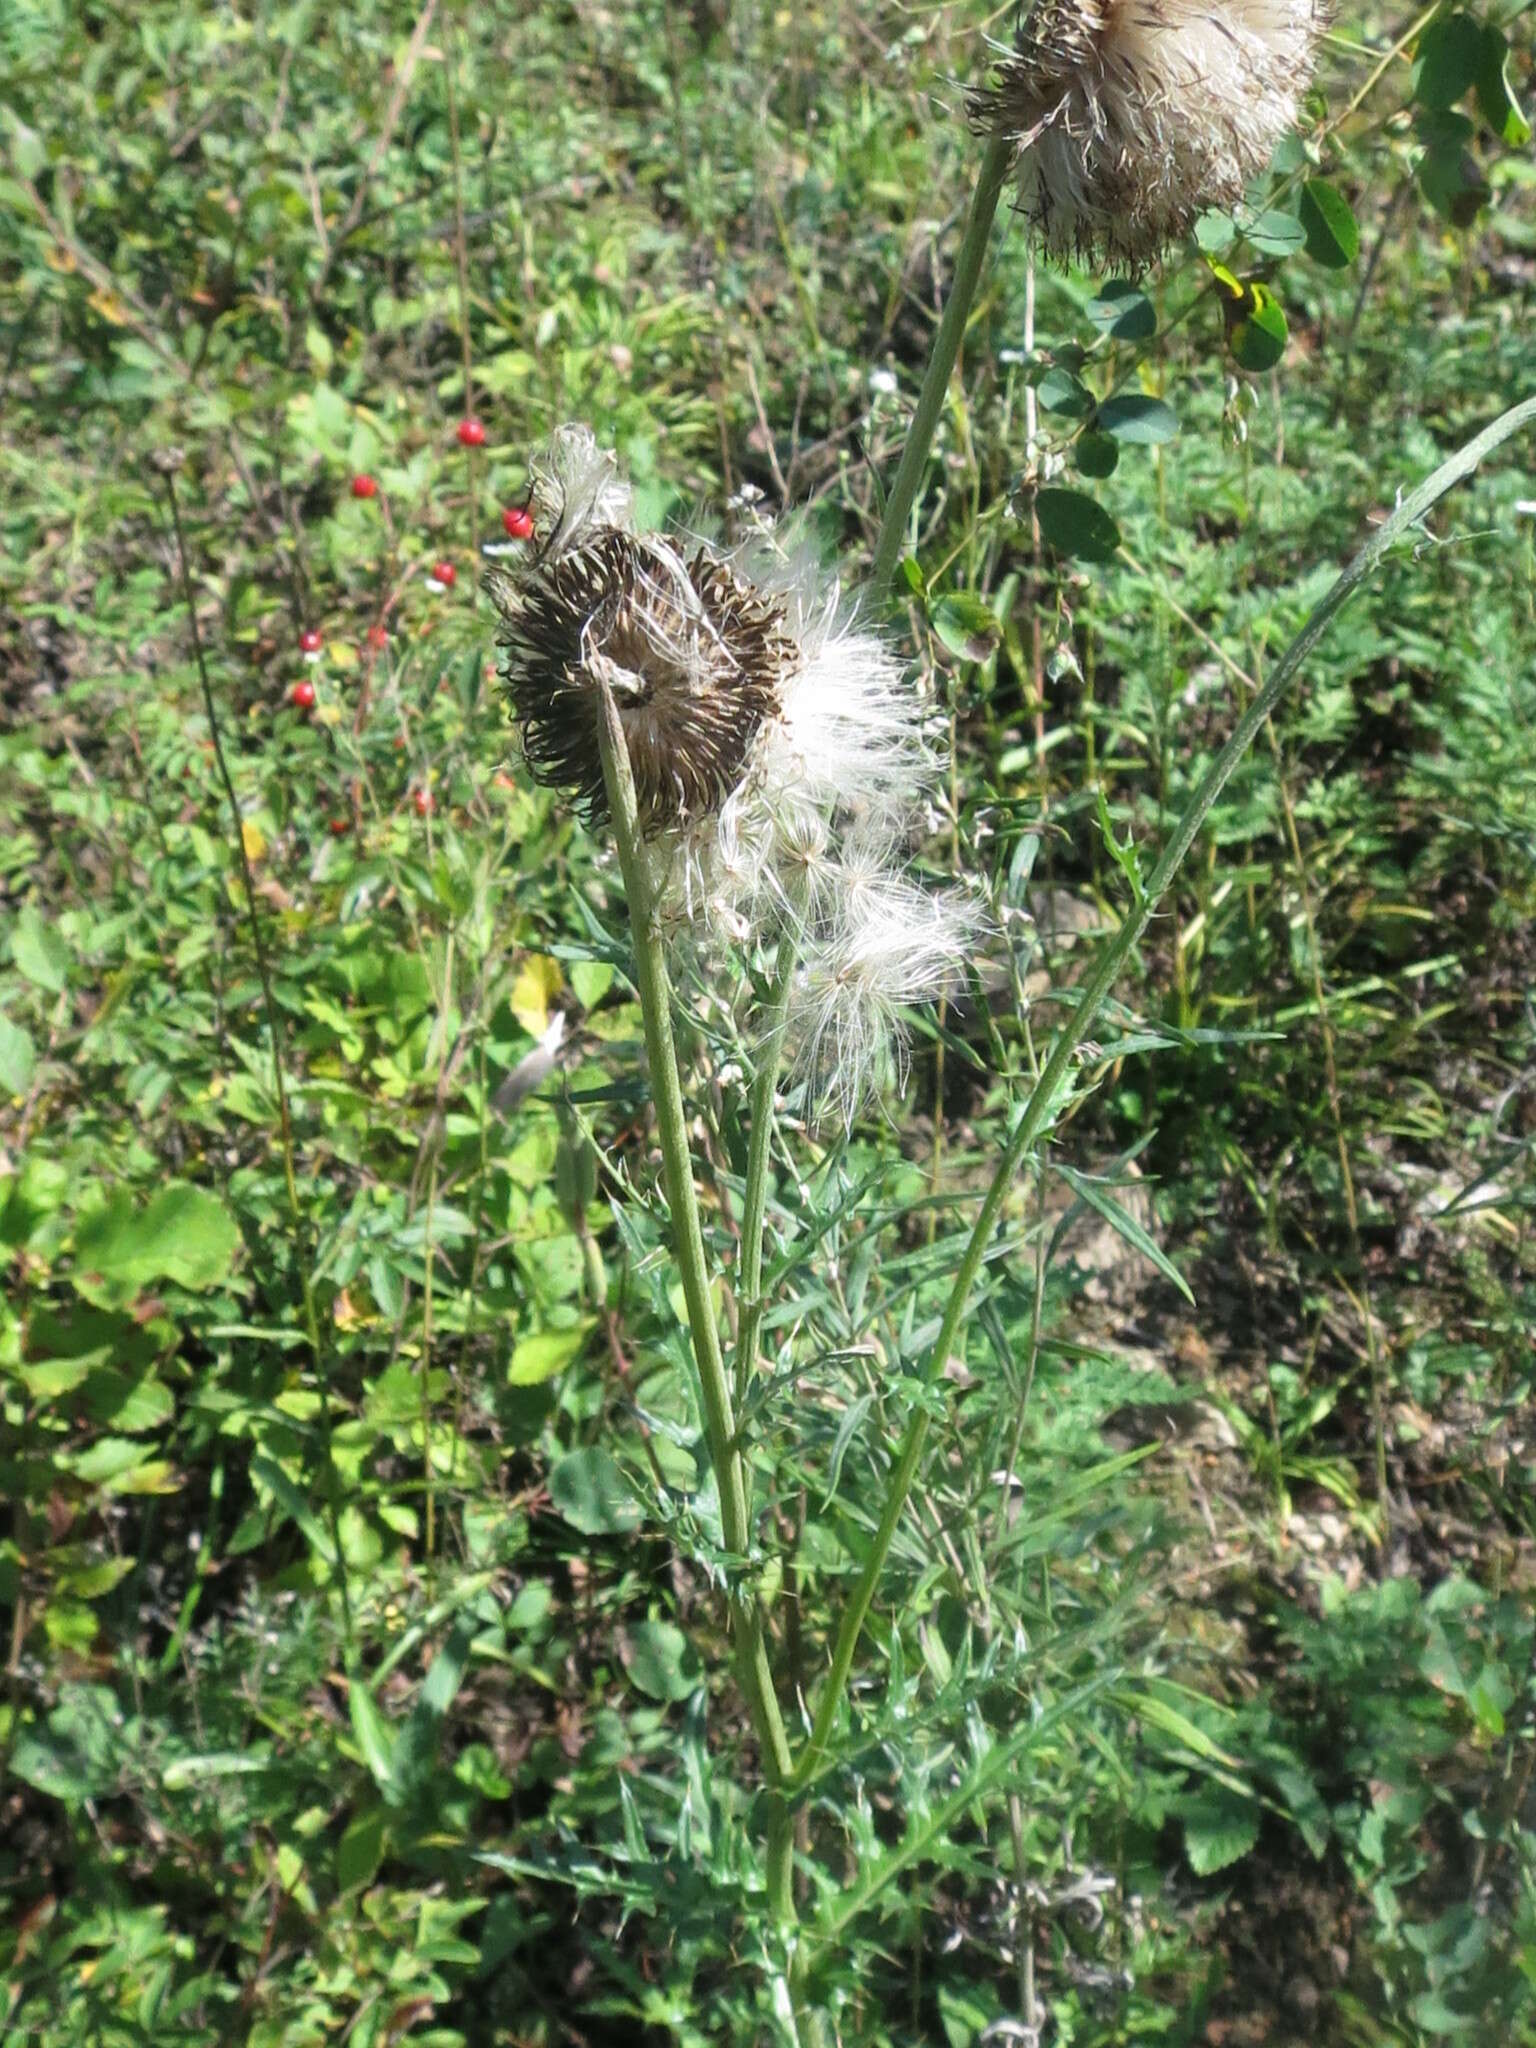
[2,3,1534,2043]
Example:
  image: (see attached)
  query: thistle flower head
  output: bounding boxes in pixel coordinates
[489,528,795,830]
[489,427,983,1125]
[970,0,1325,268]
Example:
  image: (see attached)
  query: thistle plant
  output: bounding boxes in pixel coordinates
[475,7,1535,2035]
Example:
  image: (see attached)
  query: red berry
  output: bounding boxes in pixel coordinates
[289,680,317,710]
[429,560,457,589]
[299,628,323,654]
[329,817,350,837]
[366,623,389,650]
[502,505,534,541]
[351,474,378,500]
[412,788,435,817]
[456,417,486,448]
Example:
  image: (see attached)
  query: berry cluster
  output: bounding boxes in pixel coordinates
[278,415,536,836]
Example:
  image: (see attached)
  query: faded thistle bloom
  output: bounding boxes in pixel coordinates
[970,0,1325,268]
[487,426,979,1124]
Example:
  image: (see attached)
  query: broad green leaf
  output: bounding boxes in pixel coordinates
[1035,366,1095,418]
[1408,1990,1478,2036]
[347,1678,399,1800]
[1416,111,1491,224]
[1299,179,1360,269]
[548,1446,642,1535]
[1194,208,1237,254]
[1413,11,1483,110]
[1075,430,1119,478]
[509,1324,589,1385]
[1244,209,1305,257]
[1181,1788,1260,1875]
[1034,487,1121,564]
[67,1436,153,1485]
[569,959,614,1008]
[1475,24,1530,144]
[337,1804,389,1891]
[1086,281,1155,340]
[75,1183,240,1292]
[625,1620,703,1701]
[12,907,68,992]
[0,1015,35,1094]
[1096,394,1179,445]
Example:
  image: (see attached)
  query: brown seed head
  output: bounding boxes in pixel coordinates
[970,0,1325,268]
[488,529,796,832]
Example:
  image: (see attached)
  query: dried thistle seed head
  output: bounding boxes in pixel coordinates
[970,0,1325,268]
[489,528,796,831]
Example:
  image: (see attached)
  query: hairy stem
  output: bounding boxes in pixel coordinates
[593,679,799,1920]
[795,394,1536,1788]
[869,135,1013,599]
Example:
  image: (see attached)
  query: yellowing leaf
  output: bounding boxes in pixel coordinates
[330,641,360,671]
[241,819,267,863]
[88,286,128,325]
[510,953,563,1037]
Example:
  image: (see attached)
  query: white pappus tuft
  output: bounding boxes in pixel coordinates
[491,427,983,1127]
[970,0,1326,269]
[792,875,985,1128]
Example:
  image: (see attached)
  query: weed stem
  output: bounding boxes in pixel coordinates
[869,136,1013,598]
[593,676,799,1922]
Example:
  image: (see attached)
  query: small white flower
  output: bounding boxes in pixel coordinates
[868,367,899,397]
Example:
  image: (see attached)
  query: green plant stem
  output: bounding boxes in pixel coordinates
[162,465,353,1646]
[869,134,1013,599]
[794,394,1536,1789]
[734,945,798,1406]
[592,679,798,1921]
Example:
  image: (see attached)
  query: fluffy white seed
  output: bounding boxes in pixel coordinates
[972,0,1325,268]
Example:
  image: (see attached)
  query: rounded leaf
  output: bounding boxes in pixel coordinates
[548,1446,642,1535]
[1096,395,1179,446]
[625,1620,703,1702]
[1299,180,1360,270]
[1034,487,1122,565]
